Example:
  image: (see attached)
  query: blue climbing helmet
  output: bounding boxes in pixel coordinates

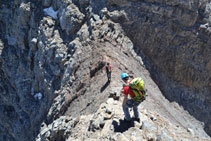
[121,73,129,79]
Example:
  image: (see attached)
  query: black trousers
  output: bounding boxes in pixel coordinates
[107,72,111,81]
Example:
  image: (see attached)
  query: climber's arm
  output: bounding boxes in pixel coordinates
[122,94,128,108]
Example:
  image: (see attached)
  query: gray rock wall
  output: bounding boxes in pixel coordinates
[103,0,211,135]
[0,0,82,140]
[0,0,211,140]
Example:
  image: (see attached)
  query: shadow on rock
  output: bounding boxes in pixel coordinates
[112,119,135,133]
[100,80,110,92]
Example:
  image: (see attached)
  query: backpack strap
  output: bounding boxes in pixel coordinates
[131,88,146,101]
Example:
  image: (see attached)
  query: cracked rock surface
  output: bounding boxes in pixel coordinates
[0,0,210,140]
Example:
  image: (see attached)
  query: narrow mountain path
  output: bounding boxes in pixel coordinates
[65,38,208,138]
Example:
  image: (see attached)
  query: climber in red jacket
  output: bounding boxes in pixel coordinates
[121,73,140,123]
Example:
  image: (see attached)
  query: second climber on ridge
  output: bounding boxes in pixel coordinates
[105,62,112,82]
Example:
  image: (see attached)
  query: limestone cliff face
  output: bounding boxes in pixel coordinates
[0,0,210,140]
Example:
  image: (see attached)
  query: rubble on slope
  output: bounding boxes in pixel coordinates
[36,96,209,141]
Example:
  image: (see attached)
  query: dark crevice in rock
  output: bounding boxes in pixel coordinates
[49,131,66,141]
[30,54,34,71]
[2,105,17,119]
[76,82,85,92]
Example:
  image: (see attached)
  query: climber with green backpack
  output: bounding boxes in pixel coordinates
[121,73,147,123]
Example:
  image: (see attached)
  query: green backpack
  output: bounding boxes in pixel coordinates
[129,77,147,101]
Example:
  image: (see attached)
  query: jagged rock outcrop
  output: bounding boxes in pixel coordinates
[0,0,210,140]
[36,98,209,141]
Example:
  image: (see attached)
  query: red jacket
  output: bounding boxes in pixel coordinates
[123,86,135,97]
[123,80,135,97]
[105,65,112,72]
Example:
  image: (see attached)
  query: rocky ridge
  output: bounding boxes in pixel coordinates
[37,97,209,141]
[0,0,211,140]
[103,0,211,135]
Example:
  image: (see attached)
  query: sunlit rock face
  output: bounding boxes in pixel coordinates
[0,0,210,140]
[103,0,211,135]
